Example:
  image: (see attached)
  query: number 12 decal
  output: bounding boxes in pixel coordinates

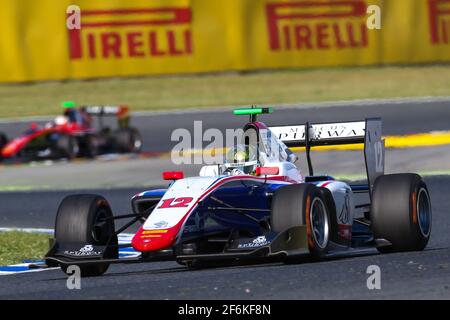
[374,141,384,173]
[158,197,194,209]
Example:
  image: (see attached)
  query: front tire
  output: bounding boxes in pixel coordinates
[371,174,432,253]
[271,184,331,261]
[0,132,8,149]
[55,194,118,276]
[0,132,7,161]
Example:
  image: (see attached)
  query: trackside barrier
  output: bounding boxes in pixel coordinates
[0,0,449,82]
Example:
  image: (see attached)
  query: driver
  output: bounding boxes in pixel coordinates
[223,144,258,175]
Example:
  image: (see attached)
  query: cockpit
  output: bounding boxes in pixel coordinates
[200,122,298,177]
[223,144,258,175]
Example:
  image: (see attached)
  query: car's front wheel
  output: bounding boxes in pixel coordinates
[0,132,8,149]
[55,194,118,276]
[0,132,7,161]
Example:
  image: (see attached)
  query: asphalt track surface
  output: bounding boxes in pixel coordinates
[1,98,450,152]
[0,175,449,299]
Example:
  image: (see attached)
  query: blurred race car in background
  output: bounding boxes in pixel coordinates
[0,102,142,161]
[43,107,432,276]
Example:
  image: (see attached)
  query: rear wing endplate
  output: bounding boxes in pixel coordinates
[269,119,385,196]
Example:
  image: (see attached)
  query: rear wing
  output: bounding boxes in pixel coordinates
[83,105,130,129]
[269,119,385,196]
[83,105,129,118]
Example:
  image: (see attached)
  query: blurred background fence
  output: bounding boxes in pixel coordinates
[1,0,450,83]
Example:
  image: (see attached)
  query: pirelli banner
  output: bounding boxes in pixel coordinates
[1,0,450,83]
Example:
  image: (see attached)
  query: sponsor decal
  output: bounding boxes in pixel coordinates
[64,244,103,257]
[79,244,93,252]
[142,229,168,234]
[182,212,202,233]
[429,0,450,44]
[152,221,169,229]
[266,1,369,51]
[270,121,366,143]
[183,225,200,233]
[68,7,193,60]
[141,229,168,238]
[338,189,351,225]
[238,236,269,248]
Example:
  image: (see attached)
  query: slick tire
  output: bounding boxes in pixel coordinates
[371,174,432,253]
[56,134,79,159]
[82,134,99,158]
[271,184,331,261]
[113,128,143,153]
[55,194,118,277]
[0,132,7,161]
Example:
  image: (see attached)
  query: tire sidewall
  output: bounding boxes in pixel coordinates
[305,188,331,259]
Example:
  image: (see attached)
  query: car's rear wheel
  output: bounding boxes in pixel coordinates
[81,134,99,158]
[55,134,79,159]
[55,194,118,277]
[271,184,331,261]
[370,174,432,253]
[113,128,142,153]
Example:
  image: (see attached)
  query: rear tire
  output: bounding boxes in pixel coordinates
[55,194,118,277]
[371,174,432,253]
[113,128,142,153]
[271,184,331,261]
[81,134,99,158]
[55,134,79,159]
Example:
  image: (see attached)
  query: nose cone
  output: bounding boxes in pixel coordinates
[131,225,181,252]
[1,142,16,157]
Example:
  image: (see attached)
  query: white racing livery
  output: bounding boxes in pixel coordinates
[44,107,432,277]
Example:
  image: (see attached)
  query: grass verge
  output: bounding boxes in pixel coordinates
[0,65,450,118]
[0,231,50,265]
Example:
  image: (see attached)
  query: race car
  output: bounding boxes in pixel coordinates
[0,102,142,161]
[43,107,432,276]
